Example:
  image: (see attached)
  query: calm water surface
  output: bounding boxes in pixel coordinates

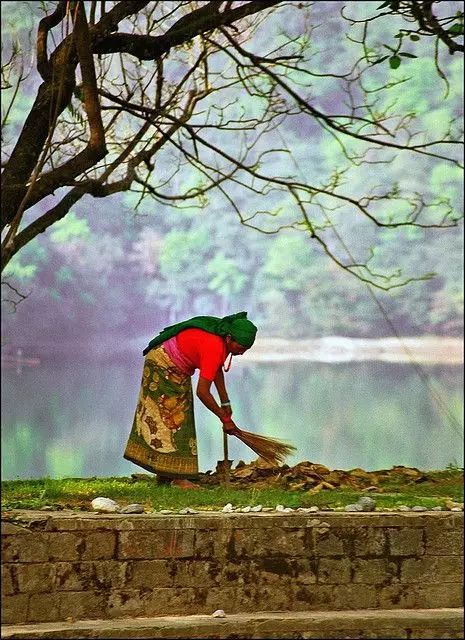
[1,356,463,480]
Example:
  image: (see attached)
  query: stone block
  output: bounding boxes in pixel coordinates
[1,564,16,595]
[106,589,147,618]
[313,531,344,556]
[118,530,194,559]
[80,531,117,560]
[171,559,223,588]
[388,527,424,556]
[290,584,334,609]
[58,590,107,620]
[27,593,60,623]
[1,536,20,563]
[332,584,378,609]
[425,529,464,556]
[53,561,94,591]
[352,558,398,584]
[193,528,232,559]
[143,587,201,616]
[231,527,307,558]
[415,582,464,608]
[0,594,29,624]
[93,560,130,590]
[16,563,54,593]
[19,535,50,563]
[47,532,82,561]
[377,583,418,609]
[401,555,463,583]
[318,558,351,584]
[127,559,174,588]
[353,527,387,556]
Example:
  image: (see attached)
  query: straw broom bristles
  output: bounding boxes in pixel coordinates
[231,428,296,466]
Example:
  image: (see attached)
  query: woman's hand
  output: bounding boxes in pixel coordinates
[222,420,239,435]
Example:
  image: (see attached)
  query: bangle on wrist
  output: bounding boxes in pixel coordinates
[221,401,231,407]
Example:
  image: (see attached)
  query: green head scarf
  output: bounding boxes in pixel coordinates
[143,311,258,355]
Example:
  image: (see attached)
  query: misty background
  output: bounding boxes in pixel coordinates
[1,1,463,479]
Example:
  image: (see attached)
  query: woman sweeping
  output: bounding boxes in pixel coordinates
[124,311,257,488]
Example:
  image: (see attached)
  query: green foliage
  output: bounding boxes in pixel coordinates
[49,212,91,244]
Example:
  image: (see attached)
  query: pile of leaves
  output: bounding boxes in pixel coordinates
[198,459,437,493]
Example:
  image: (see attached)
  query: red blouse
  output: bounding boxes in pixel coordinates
[176,328,227,381]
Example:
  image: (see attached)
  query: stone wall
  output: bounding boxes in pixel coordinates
[1,511,463,625]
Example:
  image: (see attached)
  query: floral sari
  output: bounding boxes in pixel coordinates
[124,345,198,477]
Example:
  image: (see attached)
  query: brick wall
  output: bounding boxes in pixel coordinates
[1,511,463,624]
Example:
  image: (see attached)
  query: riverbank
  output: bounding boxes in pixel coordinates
[240,336,464,364]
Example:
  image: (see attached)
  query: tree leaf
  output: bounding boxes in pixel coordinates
[399,52,418,58]
[389,55,401,69]
[448,23,464,35]
[409,34,420,41]
[371,55,389,66]
[377,1,391,9]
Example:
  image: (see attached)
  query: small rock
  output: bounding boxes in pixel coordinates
[40,506,54,511]
[262,507,274,512]
[179,508,190,515]
[411,505,427,512]
[222,503,234,513]
[185,507,198,514]
[212,609,226,618]
[283,507,294,512]
[398,505,411,511]
[451,507,462,512]
[432,506,443,511]
[91,497,120,513]
[297,507,313,513]
[309,506,319,512]
[345,503,363,512]
[159,509,174,514]
[357,496,376,512]
[120,504,145,514]
[250,505,262,512]
[241,506,251,513]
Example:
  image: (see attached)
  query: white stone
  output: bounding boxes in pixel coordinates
[159,509,174,514]
[241,506,251,513]
[283,507,294,512]
[262,507,274,512]
[275,504,285,511]
[451,507,462,512]
[120,504,145,514]
[432,506,443,511]
[309,506,319,512]
[250,505,262,512]
[212,610,226,618]
[357,497,376,512]
[412,505,428,512]
[91,497,120,513]
[398,505,411,511]
[222,503,234,513]
[345,503,363,512]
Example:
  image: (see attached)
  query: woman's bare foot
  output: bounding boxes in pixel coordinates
[170,478,199,489]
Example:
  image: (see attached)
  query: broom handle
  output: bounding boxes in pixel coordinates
[223,431,230,486]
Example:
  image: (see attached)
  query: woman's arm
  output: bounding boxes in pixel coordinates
[213,368,231,411]
[196,376,238,433]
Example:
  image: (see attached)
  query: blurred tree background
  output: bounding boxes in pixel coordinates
[1,1,463,357]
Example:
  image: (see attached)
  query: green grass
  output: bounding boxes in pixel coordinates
[1,469,463,512]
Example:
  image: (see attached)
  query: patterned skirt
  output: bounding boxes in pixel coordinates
[124,345,198,478]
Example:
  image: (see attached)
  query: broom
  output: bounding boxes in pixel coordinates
[228,426,296,466]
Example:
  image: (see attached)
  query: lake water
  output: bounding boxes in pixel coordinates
[1,356,463,480]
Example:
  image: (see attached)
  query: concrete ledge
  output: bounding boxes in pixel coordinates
[1,608,463,639]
